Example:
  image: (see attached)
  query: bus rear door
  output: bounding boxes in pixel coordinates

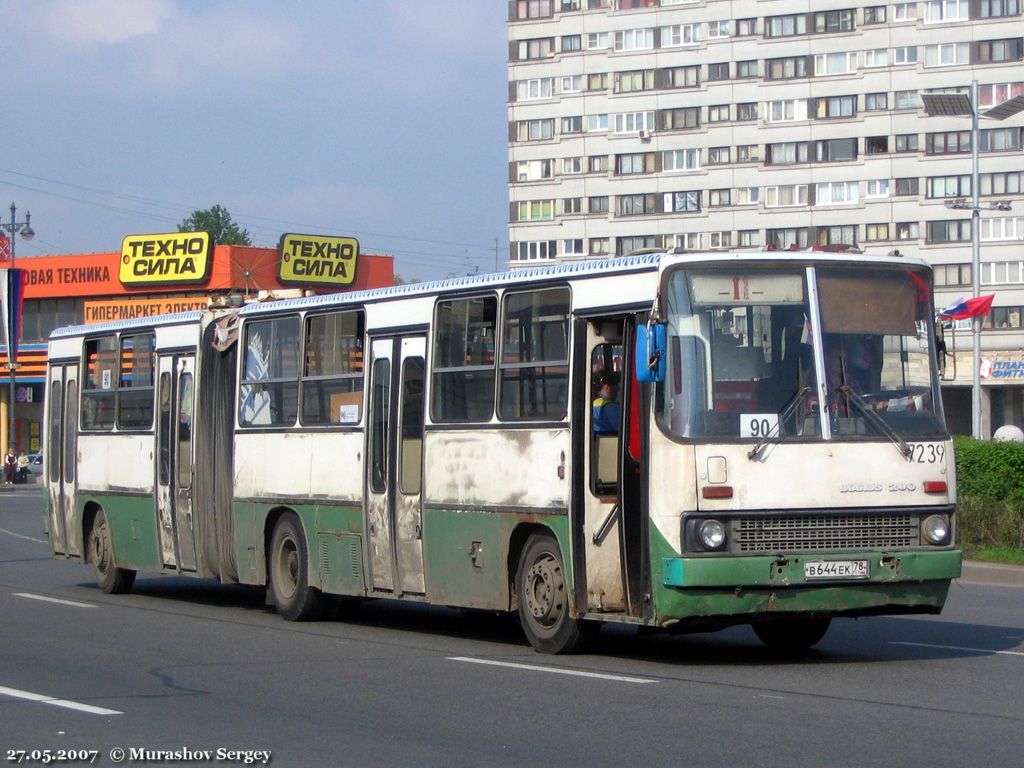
[45,363,79,557]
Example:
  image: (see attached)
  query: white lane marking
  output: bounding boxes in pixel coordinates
[14,593,95,609]
[0,526,47,545]
[448,656,657,684]
[0,685,123,716]
[891,641,1024,657]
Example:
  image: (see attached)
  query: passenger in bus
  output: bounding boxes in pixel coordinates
[592,370,621,434]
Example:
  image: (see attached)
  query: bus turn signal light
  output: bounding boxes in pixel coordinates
[923,481,947,494]
[702,486,734,499]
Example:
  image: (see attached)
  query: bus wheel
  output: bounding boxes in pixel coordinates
[269,513,324,621]
[752,617,832,652]
[89,510,136,595]
[516,534,587,654]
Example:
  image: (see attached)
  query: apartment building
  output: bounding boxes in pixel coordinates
[507,0,1024,435]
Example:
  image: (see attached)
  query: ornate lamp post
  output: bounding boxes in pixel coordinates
[2,203,35,457]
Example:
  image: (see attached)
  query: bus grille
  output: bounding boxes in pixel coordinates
[732,514,917,553]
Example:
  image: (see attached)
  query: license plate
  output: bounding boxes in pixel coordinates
[803,559,870,580]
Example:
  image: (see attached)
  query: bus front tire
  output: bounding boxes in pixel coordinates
[752,617,832,652]
[269,513,324,621]
[89,510,136,595]
[516,533,591,654]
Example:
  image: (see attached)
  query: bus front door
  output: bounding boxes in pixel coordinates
[45,363,79,558]
[366,335,427,596]
[156,354,198,572]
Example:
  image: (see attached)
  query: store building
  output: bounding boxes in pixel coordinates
[507,0,1024,436]
[1,238,394,454]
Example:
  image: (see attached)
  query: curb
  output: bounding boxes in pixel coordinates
[959,560,1024,588]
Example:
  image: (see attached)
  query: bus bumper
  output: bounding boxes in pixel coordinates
[655,550,962,624]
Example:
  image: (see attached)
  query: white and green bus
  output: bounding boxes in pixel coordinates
[44,249,961,653]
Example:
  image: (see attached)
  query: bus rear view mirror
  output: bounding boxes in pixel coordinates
[636,323,666,383]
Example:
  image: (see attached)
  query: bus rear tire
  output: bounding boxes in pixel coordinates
[89,510,136,595]
[269,513,325,621]
[516,533,590,654]
[752,617,831,652]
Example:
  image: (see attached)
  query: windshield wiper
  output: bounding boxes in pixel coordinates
[748,386,811,462]
[837,386,912,460]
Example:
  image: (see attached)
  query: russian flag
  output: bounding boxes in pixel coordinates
[938,294,996,321]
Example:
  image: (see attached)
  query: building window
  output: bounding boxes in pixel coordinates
[662,65,700,88]
[707,20,731,38]
[516,200,555,222]
[618,235,661,255]
[664,191,701,213]
[588,196,609,214]
[586,32,610,50]
[767,142,809,165]
[735,187,760,205]
[864,223,890,241]
[736,60,759,78]
[976,38,1024,63]
[587,72,609,90]
[736,144,762,163]
[815,137,858,161]
[978,82,1024,108]
[614,111,655,134]
[981,127,1023,152]
[895,177,921,196]
[736,102,758,121]
[767,228,809,249]
[934,264,972,286]
[768,99,808,122]
[814,9,854,33]
[562,238,585,255]
[586,114,609,133]
[981,218,1024,241]
[516,0,553,19]
[815,95,856,119]
[709,146,731,165]
[617,193,659,217]
[817,226,857,246]
[866,179,890,198]
[897,222,920,240]
[562,157,583,175]
[706,62,729,81]
[516,160,552,182]
[765,185,809,207]
[708,104,730,123]
[663,148,700,172]
[514,240,558,262]
[561,35,582,53]
[894,3,918,21]
[616,152,655,175]
[986,306,1024,329]
[589,155,609,173]
[516,78,554,101]
[562,198,582,215]
[673,232,704,250]
[924,42,969,67]
[561,116,583,134]
[894,46,918,66]
[895,90,921,110]
[896,134,920,152]
[863,48,888,68]
[516,119,555,142]
[814,51,857,75]
[864,5,887,23]
[865,92,888,111]
[926,131,972,154]
[614,28,654,51]
[927,175,971,198]
[815,181,859,205]
[661,24,700,47]
[659,107,700,130]
[738,230,760,247]
[614,69,655,93]
[709,189,731,207]
[979,0,1022,18]
[981,171,1024,195]
[561,75,582,93]
[766,14,807,37]
[589,238,610,254]
[766,56,809,80]
[924,0,969,22]
[735,18,757,36]
[865,135,889,154]
[709,231,732,248]
[926,220,973,243]
[517,38,555,61]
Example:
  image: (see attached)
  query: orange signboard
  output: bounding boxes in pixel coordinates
[84,297,210,324]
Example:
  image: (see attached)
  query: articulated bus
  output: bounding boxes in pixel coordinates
[44,249,962,653]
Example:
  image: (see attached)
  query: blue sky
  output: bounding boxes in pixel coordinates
[0,0,509,280]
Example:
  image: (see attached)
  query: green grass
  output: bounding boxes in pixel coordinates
[965,547,1024,566]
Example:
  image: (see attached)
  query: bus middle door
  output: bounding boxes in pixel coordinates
[156,354,198,572]
[365,335,427,596]
[45,363,79,558]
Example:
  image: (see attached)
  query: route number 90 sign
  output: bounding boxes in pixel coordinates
[740,413,780,438]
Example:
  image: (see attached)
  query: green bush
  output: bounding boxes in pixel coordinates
[954,436,1024,550]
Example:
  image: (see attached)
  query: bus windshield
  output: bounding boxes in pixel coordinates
[658,264,945,441]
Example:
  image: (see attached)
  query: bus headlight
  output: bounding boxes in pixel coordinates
[699,520,727,551]
[922,514,950,545]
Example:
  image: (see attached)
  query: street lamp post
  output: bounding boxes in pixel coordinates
[922,84,1024,439]
[2,203,35,457]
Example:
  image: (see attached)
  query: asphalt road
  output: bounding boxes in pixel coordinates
[2,485,1023,768]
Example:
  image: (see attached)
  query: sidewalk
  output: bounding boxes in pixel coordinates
[959,560,1024,587]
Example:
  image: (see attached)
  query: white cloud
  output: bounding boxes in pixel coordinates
[37,0,175,48]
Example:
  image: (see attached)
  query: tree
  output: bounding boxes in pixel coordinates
[178,205,252,246]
